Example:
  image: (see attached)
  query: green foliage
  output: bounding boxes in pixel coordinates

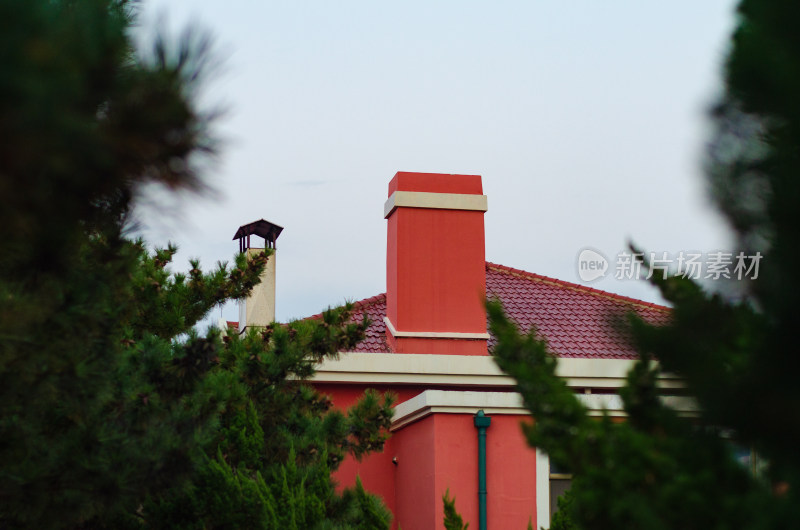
[334,477,394,530]
[442,489,469,530]
[0,1,394,528]
[490,1,800,528]
[140,320,395,530]
[490,302,762,529]
[548,490,576,530]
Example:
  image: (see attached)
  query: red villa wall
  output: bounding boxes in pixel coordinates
[315,383,540,529]
[485,415,538,529]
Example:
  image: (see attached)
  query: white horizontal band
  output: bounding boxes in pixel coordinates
[312,352,684,390]
[384,316,491,340]
[384,191,488,218]
[390,389,697,430]
[391,390,527,430]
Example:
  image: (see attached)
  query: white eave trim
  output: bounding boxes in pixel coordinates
[384,316,491,340]
[312,352,684,390]
[384,190,489,218]
[391,390,527,430]
[389,389,697,430]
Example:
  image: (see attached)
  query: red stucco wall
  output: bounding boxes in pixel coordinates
[486,415,538,528]
[314,381,541,529]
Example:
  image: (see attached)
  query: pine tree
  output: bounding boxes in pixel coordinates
[548,490,576,530]
[490,0,800,528]
[0,1,393,528]
[442,489,469,530]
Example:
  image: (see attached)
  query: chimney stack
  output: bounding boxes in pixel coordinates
[384,172,489,355]
[233,219,283,333]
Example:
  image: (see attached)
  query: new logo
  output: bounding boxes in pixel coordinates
[577,248,609,282]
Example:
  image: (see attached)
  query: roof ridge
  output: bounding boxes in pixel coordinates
[485,261,670,312]
[352,292,386,310]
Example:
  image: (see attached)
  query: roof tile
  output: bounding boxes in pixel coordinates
[313,262,671,359]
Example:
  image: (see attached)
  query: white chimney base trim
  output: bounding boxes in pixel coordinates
[384,191,488,218]
[384,316,491,340]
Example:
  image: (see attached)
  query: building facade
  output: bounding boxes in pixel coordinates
[234,172,682,529]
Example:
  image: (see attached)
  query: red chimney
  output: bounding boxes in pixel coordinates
[384,172,489,355]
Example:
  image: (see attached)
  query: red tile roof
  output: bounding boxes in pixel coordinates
[485,262,670,359]
[342,294,390,354]
[336,262,670,359]
[306,294,390,354]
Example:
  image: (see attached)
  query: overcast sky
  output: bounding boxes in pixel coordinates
[134,1,739,325]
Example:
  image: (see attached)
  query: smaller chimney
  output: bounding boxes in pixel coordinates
[233,219,283,333]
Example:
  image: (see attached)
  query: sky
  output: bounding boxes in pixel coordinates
[134,0,740,325]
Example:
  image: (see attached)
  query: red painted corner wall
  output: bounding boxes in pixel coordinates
[394,413,538,530]
[316,382,540,529]
[486,415,538,529]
